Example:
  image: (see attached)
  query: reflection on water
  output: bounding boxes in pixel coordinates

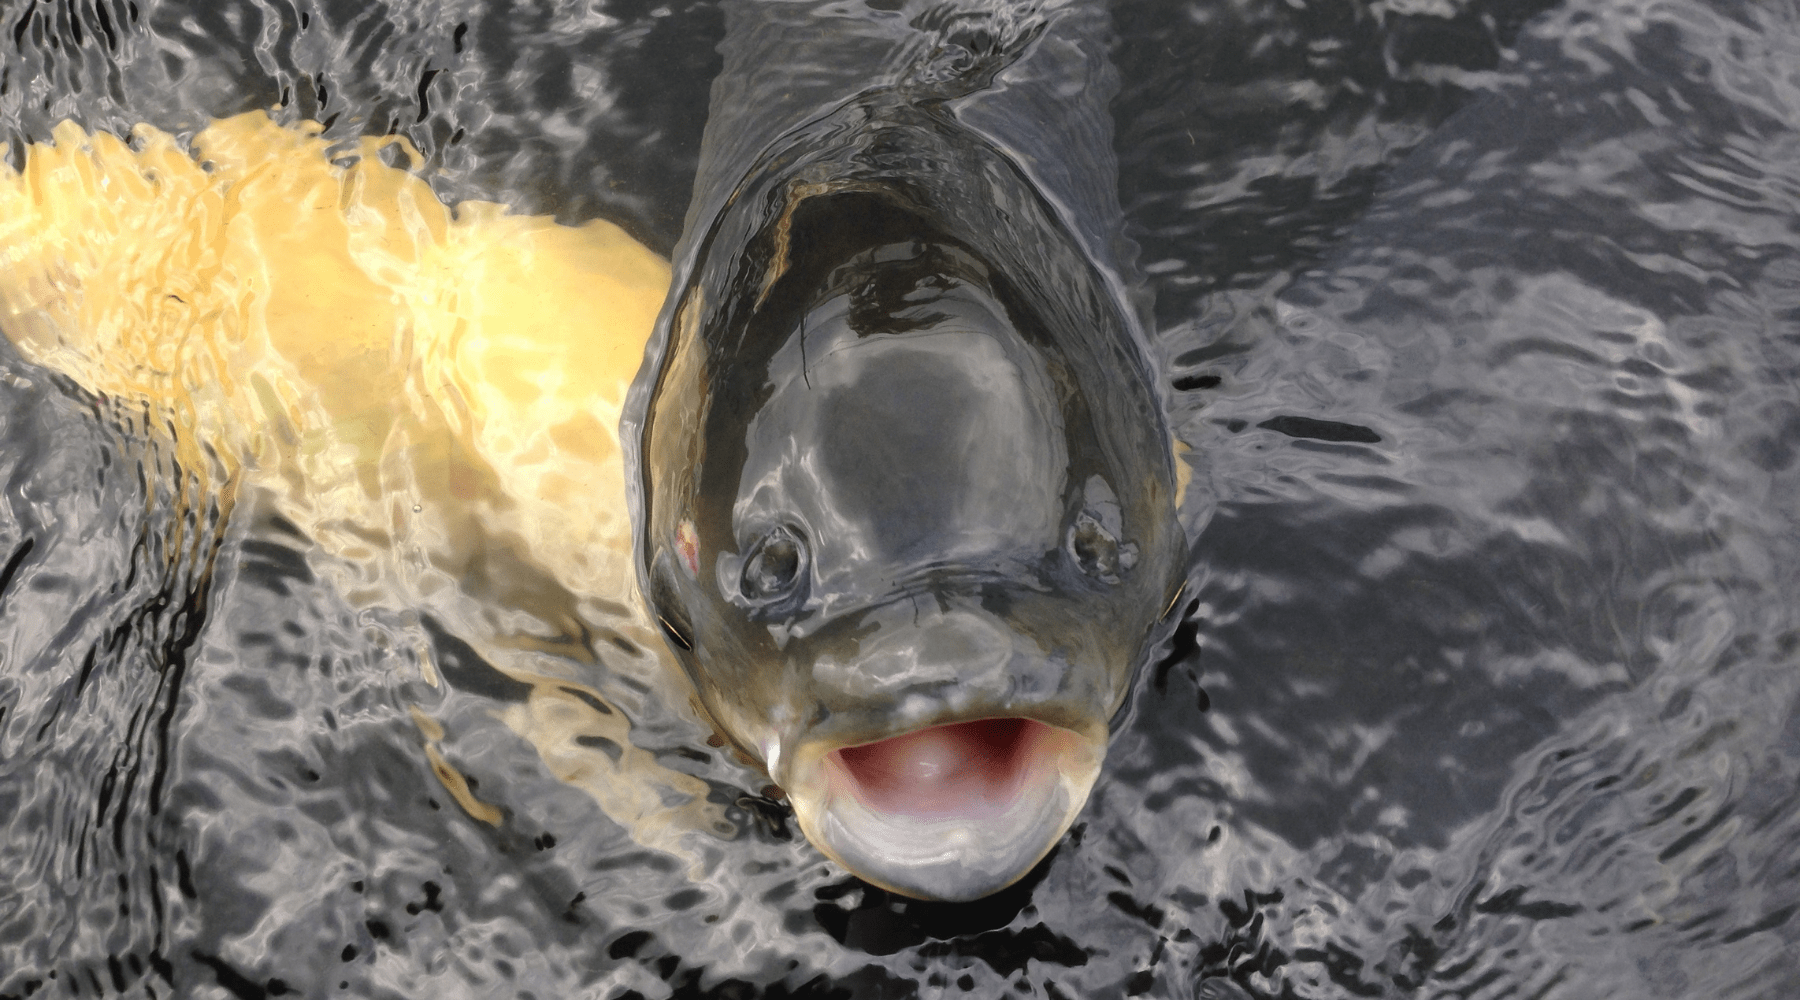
[3,0,1799,997]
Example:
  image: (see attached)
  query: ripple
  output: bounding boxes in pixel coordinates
[5,0,1800,995]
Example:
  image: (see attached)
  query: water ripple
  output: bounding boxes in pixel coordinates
[4,0,1800,996]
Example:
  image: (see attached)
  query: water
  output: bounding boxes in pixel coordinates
[3,0,1799,997]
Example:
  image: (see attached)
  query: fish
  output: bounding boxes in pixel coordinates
[622,0,1188,901]
[0,112,736,864]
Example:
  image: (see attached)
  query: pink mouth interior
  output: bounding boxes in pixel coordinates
[827,718,1055,819]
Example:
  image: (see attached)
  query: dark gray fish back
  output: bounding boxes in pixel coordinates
[626,0,1166,564]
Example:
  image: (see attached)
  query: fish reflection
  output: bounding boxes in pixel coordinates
[625,0,1187,900]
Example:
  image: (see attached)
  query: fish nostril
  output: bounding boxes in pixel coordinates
[1069,511,1136,584]
[1066,475,1139,585]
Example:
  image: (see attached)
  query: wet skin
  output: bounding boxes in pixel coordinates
[625,4,1183,902]
[631,187,1185,899]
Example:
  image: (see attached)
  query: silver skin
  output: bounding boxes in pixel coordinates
[621,0,1185,900]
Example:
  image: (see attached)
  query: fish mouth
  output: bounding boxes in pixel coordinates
[786,716,1103,902]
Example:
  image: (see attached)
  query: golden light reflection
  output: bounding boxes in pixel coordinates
[0,112,730,857]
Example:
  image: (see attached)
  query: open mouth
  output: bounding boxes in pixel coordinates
[826,717,1053,819]
[787,716,1103,902]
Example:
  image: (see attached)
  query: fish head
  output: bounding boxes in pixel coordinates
[639,214,1183,901]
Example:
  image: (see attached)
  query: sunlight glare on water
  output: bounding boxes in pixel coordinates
[2,0,1800,997]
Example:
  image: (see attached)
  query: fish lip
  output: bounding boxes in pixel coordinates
[783,700,1104,775]
[783,711,1104,902]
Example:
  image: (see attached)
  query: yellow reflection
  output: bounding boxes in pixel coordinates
[0,111,729,856]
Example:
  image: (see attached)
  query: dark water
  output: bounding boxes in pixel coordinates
[4,0,1800,997]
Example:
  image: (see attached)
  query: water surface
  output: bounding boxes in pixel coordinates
[3,0,1799,997]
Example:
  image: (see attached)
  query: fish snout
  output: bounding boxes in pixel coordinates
[806,605,1059,704]
[780,606,1108,901]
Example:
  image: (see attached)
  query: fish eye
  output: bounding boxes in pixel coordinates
[740,524,809,605]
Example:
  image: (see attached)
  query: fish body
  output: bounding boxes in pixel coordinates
[623,0,1185,901]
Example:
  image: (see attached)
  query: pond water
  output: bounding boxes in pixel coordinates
[3,0,1799,998]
